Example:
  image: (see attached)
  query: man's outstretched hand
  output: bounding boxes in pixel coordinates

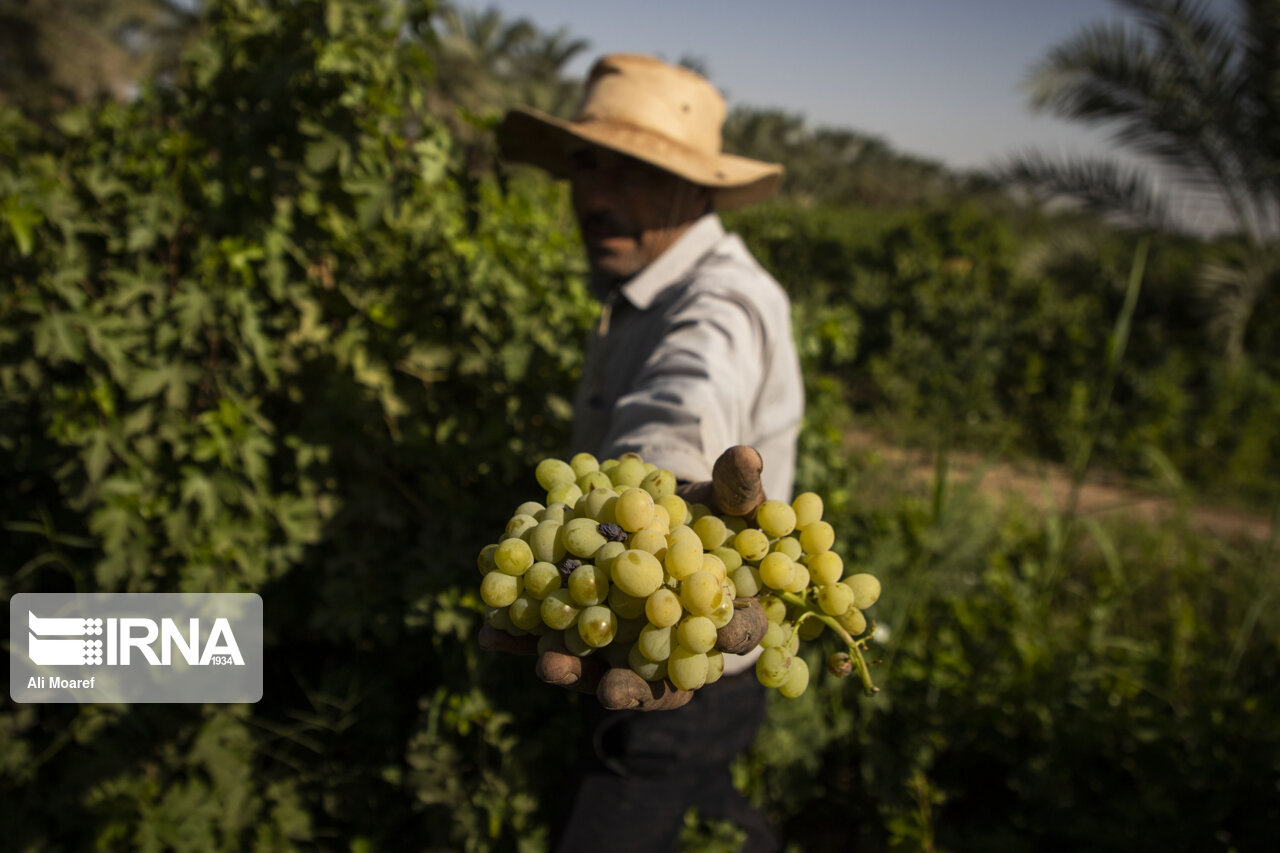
[478,445,769,711]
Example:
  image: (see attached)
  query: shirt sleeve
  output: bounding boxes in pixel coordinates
[600,289,763,484]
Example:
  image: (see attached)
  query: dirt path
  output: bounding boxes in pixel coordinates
[845,430,1276,544]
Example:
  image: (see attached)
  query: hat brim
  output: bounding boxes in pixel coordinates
[498,107,784,210]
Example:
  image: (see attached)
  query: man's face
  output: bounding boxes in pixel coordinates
[569,145,710,280]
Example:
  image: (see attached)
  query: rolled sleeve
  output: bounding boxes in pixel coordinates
[601,292,762,484]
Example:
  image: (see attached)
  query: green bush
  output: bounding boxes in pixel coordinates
[727,201,1279,509]
[1,1,594,849]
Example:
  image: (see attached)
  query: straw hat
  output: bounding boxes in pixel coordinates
[498,53,783,209]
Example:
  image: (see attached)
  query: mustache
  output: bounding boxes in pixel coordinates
[580,210,632,237]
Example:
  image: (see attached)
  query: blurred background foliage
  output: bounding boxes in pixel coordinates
[0,0,1276,851]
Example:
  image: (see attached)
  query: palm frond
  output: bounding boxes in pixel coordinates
[1196,245,1280,358]
[993,151,1175,229]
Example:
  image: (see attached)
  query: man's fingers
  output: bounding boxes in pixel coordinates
[716,597,768,655]
[478,624,539,656]
[674,479,714,509]
[536,647,607,694]
[597,667,694,711]
[712,445,766,518]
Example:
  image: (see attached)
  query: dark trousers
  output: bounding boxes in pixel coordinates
[552,669,781,853]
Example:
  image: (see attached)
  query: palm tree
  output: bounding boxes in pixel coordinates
[0,0,200,114]
[997,0,1280,360]
[429,3,537,117]
[510,27,591,118]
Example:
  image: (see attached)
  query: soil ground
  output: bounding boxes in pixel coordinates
[845,429,1276,544]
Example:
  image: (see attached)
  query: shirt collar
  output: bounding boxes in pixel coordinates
[591,213,725,310]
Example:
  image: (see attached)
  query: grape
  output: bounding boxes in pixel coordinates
[731,564,762,597]
[799,520,835,555]
[761,596,787,624]
[563,626,594,657]
[792,491,823,527]
[785,564,811,594]
[779,656,810,697]
[645,587,683,628]
[540,588,580,631]
[692,515,728,549]
[546,481,584,507]
[627,527,668,557]
[527,520,566,564]
[818,582,855,616]
[535,458,576,491]
[611,549,664,597]
[577,469,612,494]
[668,646,709,691]
[664,537,703,580]
[676,615,717,653]
[733,528,770,562]
[705,649,725,685]
[759,622,785,648]
[640,467,676,499]
[536,503,571,524]
[755,647,791,687]
[845,573,881,609]
[505,513,538,540]
[806,551,843,586]
[700,552,727,583]
[637,623,673,661]
[570,452,599,478]
[836,607,867,636]
[657,494,689,527]
[575,487,618,522]
[562,517,607,558]
[479,452,883,704]
[758,552,795,590]
[756,499,796,538]
[515,500,545,517]
[709,592,736,629]
[771,536,803,561]
[606,585,646,620]
[615,487,656,532]
[592,541,626,575]
[477,543,498,576]
[509,594,543,631]
[481,571,520,608]
[707,549,738,578]
[486,606,516,634]
[679,569,723,616]
[608,456,647,488]
[628,643,668,682]
[524,561,562,599]
[568,563,609,606]
[578,605,617,648]
[826,651,853,678]
[494,538,534,575]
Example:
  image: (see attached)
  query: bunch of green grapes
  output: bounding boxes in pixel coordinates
[476,451,881,698]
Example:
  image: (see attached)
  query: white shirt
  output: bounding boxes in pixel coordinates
[571,213,804,502]
[571,214,805,677]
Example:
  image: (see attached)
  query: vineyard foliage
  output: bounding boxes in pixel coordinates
[1,1,1277,851]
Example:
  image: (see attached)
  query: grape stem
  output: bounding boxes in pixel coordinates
[777,591,880,696]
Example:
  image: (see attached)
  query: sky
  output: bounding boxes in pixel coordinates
[487,0,1238,177]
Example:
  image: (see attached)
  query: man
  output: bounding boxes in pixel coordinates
[495,53,803,852]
